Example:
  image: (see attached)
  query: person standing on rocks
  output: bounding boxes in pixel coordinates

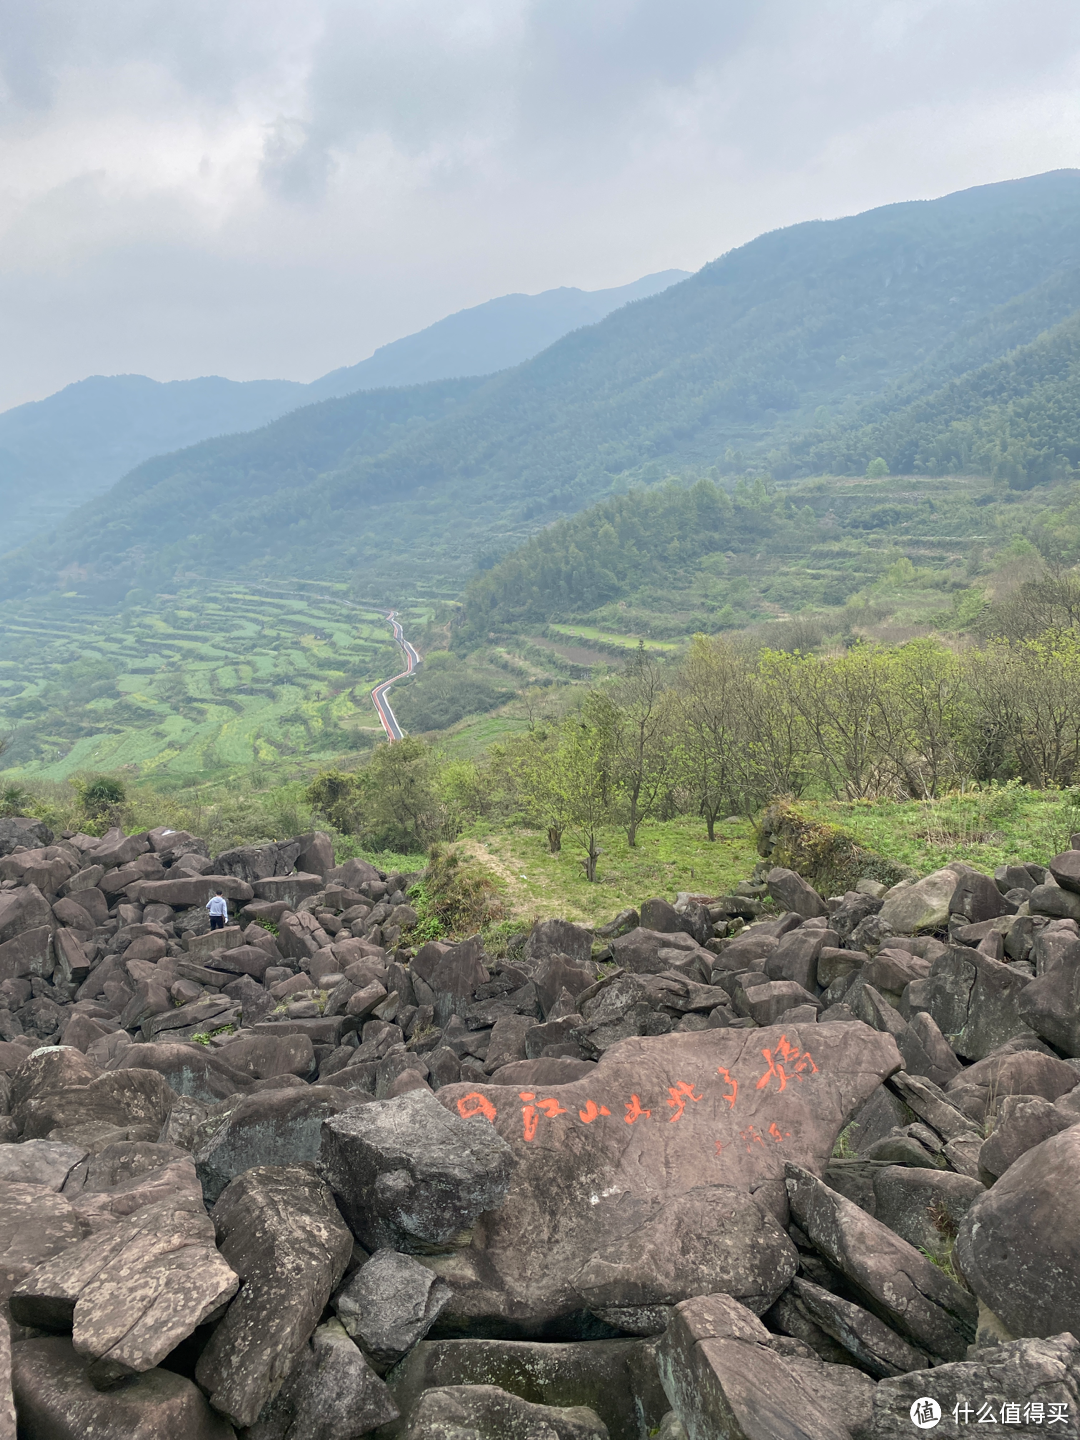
[206,889,229,931]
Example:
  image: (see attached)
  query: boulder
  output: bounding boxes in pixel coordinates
[16,1067,175,1141]
[871,1166,984,1261]
[870,1334,1080,1439]
[88,832,150,870]
[788,1277,928,1378]
[332,1248,450,1371]
[786,1163,976,1361]
[388,1336,667,1439]
[1019,952,1080,1055]
[609,928,709,977]
[214,840,301,883]
[766,869,827,920]
[1049,849,1080,894]
[978,1094,1075,1181]
[399,1385,608,1440]
[128,875,254,907]
[956,1126,1080,1340]
[0,1139,86,1190]
[0,1182,86,1301]
[656,1292,875,1440]
[0,816,53,855]
[11,1336,233,1440]
[319,1086,514,1253]
[525,919,594,968]
[294,831,335,879]
[944,1044,1079,1125]
[195,1164,354,1429]
[64,1141,205,1223]
[429,937,489,1027]
[429,1023,899,1335]
[195,1085,372,1204]
[921,946,1032,1060]
[253,874,325,908]
[10,1196,237,1385]
[240,1317,399,1440]
[108,1043,251,1103]
[879,867,959,934]
[217,1031,315,1080]
[0,886,53,946]
[948,870,1013,923]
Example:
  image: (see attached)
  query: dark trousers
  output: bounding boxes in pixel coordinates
[209,915,225,931]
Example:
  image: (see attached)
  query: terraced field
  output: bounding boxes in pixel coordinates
[0,581,431,783]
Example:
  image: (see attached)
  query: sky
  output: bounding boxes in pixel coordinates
[1,0,1078,412]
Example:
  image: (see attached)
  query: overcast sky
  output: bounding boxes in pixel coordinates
[1,0,1078,412]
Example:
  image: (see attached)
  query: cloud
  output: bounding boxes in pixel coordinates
[0,0,1077,408]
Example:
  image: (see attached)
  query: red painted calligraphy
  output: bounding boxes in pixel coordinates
[518,1092,567,1141]
[667,1080,703,1123]
[457,1093,497,1124]
[740,1125,766,1151]
[579,1100,611,1123]
[768,1122,791,1143]
[716,1066,738,1111]
[755,1033,819,1093]
[624,1094,651,1125]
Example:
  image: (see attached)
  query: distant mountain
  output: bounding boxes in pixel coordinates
[0,374,306,553]
[304,271,690,400]
[0,269,689,552]
[6,171,1080,604]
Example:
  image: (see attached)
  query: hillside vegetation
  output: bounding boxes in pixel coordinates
[6,171,1080,602]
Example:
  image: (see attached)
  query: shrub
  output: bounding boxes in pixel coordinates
[756,797,914,893]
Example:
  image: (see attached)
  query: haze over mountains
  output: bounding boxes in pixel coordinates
[4,172,1080,608]
[0,270,687,554]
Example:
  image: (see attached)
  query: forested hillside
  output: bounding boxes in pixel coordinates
[5,171,1080,602]
[777,296,1080,487]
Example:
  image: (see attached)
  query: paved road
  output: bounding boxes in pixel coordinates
[370,610,420,741]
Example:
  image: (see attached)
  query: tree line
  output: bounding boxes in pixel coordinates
[307,586,1080,880]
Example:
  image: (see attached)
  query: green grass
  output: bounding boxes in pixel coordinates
[799,785,1080,876]
[456,784,1080,931]
[460,816,759,926]
[546,624,682,652]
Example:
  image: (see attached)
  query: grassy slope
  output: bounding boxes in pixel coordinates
[457,784,1080,929]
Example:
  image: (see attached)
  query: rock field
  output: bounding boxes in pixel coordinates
[0,814,1078,1435]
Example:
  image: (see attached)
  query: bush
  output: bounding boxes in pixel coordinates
[72,774,127,831]
[410,844,506,939]
[756,797,914,893]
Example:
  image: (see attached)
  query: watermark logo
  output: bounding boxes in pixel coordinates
[910,1398,941,1429]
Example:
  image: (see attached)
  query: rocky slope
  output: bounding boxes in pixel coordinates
[0,815,1077,1435]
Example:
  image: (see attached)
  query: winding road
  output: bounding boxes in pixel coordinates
[370,610,420,742]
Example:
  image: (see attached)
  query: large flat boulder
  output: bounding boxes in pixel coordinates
[128,875,254,907]
[430,1023,900,1334]
[0,1182,86,1301]
[195,1163,353,1429]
